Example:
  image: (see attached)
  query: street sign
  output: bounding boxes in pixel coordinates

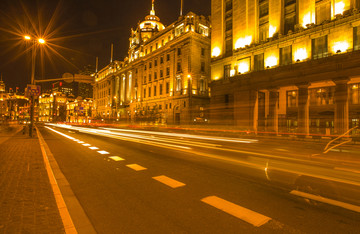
[25,85,41,97]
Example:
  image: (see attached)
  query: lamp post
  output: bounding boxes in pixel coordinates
[24,35,45,137]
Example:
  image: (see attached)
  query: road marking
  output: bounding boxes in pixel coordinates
[89,147,99,150]
[109,156,124,161]
[334,167,360,174]
[201,196,271,227]
[97,151,110,155]
[152,175,186,188]
[82,144,91,146]
[290,190,360,213]
[77,141,85,144]
[126,164,147,171]
[42,127,96,233]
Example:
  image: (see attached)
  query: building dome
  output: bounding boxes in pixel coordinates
[139,0,165,33]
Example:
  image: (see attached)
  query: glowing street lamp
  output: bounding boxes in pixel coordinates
[24,35,46,137]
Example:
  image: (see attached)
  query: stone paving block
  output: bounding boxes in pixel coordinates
[0,132,64,233]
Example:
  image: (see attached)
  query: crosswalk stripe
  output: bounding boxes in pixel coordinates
[201,196,271,227]
[109,156,125,161]
[126,164,147,171]
[152,175,185,188]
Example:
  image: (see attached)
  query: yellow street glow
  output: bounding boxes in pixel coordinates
[212,47,221,57]
[269,25,277,38]
[294,48,307,61]
[333,41,349,53]
[265,56,277,68]
[235,36,252,49]
[24,35,31,40]
[335,2,345,15]
[38,38,46,44]
[302,12,314,27]
[238,61,250,74]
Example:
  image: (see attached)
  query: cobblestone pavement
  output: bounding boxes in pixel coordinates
[0,128,64,233]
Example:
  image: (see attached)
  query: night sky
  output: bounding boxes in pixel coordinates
[0,0,210,90]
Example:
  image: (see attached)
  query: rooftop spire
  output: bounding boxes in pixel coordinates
[180,0,183,16]
[150,0,155,15]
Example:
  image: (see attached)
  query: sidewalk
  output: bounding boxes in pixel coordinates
[0,125,64,233]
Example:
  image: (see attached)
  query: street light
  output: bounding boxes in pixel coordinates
[24,35,46,137]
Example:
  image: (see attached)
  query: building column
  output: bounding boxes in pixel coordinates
[234,89,258,131]
[268,89,279,133]
[334,78,349,135]
[297,83,310,135]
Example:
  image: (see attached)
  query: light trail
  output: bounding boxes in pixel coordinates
[101,127,258,144]
[45,125,360,190]
[46,124,192,150]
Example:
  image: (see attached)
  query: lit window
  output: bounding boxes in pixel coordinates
[312,35,328,59]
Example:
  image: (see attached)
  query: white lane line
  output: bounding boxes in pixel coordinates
[334,167,360,174]
[201,196,271,227]
[83,143,91,146]
[109,156,125,161]
[152,175,186,188]
[89,147,99,150]
[77,141,85,144]
[38,128,78,233]
[97,151,110,155]
[126,164,147,171]
[290,190,360,213]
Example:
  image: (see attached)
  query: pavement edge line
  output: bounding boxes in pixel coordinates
[37,127,96,234]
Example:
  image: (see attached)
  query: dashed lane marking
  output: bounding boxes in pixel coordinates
[152,175,186,188]
[82,144,91,146]
[201,196,271,227]
[89,147,99,150]
[77,141,85,144]
[97,151,110,155]
[126,164,147,171]
[109,156,125,161]
[290,190,360,213]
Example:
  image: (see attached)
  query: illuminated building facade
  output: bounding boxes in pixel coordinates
[38,92,67,122]
[52,81,73,96]
[94,2,211,124]
[210,0,360,135]
[0,78,7,120]
[0,78,29,122]
[66,97,93,124]
[93,61,121,119]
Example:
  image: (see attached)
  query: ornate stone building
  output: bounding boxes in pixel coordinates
[94,2,211,125]
[210,0,360,135]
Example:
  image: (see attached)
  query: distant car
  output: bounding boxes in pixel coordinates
[193,117,209,124]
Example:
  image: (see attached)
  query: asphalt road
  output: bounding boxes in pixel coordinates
[38,125,360,233]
